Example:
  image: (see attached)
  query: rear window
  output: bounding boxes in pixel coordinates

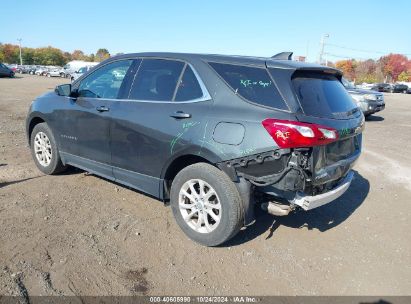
[208,62,288,110]
[128,59,184,101]
[291,72,358,119]
[175,66,203,101]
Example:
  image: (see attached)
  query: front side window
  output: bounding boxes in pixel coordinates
[128,59,184,101]
[78,60,133,99]
[208,62,288,110]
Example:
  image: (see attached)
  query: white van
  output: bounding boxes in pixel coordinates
[62,61,99,78]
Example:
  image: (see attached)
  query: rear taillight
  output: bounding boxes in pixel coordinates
[262,119,338,149]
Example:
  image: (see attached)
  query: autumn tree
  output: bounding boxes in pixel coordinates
[0,43,19,63]
[354,59,377,83]
[71,49,87,61]
[380,53,408,81]
[95,48,110,62]
[335,59,357,80]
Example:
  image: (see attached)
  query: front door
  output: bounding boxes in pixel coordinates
[56,59,134,179]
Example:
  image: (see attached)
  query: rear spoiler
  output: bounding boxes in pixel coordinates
[271,52,293,60]
[292,67,343,78]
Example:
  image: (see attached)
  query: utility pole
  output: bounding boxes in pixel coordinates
[17,38,23,65]
[319,34,329,65]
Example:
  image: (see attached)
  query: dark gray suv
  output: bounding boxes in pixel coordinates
[26,52,364,246]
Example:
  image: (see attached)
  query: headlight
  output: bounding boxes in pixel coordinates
[351,94,365,103]
[364,94,377,101]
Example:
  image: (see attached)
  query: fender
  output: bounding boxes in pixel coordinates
[26,111,49,144]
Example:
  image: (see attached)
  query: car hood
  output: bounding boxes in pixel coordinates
[346,88,382,95]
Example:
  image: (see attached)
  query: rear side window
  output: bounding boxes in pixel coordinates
[175,66,203,101]
[291,72,357,118]
[128,59,184,101]
[208,62,288,110]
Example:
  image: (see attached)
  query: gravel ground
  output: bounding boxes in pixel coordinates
[0,74,410,297]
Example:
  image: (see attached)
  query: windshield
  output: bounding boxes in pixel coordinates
[341,77,355,89]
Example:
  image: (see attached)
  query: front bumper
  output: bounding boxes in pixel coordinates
[292,171,354,210]
[363,101,385,115]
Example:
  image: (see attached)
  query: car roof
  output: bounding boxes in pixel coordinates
[110,52,340,72]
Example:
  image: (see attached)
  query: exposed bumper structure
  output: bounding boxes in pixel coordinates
[292,171,354,211]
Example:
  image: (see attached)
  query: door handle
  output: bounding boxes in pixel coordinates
[170,111,191,119]
[96,106,110,112]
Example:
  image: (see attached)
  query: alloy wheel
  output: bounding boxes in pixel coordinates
[178,179,222,234]
[34,132,52,167]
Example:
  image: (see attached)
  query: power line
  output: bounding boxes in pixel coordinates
[325,52,371,61]
[326,43,411,56]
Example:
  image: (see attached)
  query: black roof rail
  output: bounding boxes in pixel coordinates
[271,52,293,60]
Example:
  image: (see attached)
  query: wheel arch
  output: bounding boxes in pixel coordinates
[160,148,223,201]
[26,115,47,144]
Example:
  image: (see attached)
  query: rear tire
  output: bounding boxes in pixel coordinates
[30,123,67,175]
[170,163,244,246]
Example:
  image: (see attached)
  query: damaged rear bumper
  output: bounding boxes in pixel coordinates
[292,170,354,210]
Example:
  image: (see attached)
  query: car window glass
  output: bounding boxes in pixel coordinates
[291,71,357,119]
[128,59,184,101]
[78,60,133,99]
[209,62,288,110]
[175,66,203,101]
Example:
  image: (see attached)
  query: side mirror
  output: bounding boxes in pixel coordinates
[55,84,71,96]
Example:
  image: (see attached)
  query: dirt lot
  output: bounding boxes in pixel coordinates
[0,74,410,297]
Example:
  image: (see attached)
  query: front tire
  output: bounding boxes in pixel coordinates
[170,163,244,246]
[30,123,67,175]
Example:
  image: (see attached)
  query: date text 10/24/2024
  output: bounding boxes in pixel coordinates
[149,296,259,303]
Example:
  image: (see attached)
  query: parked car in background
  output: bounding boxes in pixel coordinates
[46,68,64,77]
[70,65,94,81]
[28,66,39,75]
[0,63,15,77]
[35,67,48,76]
[356,83,374,90]
[7,64,18,72]
[63,60,98,79]
[16,66,29,74]
[342,77,385,117]
[27,52,364,246]
[389,83,408,93]
[370,83,391,92]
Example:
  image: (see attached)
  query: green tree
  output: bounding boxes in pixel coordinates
[33,47,65,66]
[22,48,35,65]
[95,48,110,62]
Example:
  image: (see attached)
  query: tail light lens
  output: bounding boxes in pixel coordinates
[262,119,338,148]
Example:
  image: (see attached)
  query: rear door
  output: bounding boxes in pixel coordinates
[109,58,212,197]
[56,59,134,178]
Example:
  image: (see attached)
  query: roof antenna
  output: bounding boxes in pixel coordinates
[271,52,293,60]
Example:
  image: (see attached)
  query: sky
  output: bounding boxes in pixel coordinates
[1,0,411,63]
